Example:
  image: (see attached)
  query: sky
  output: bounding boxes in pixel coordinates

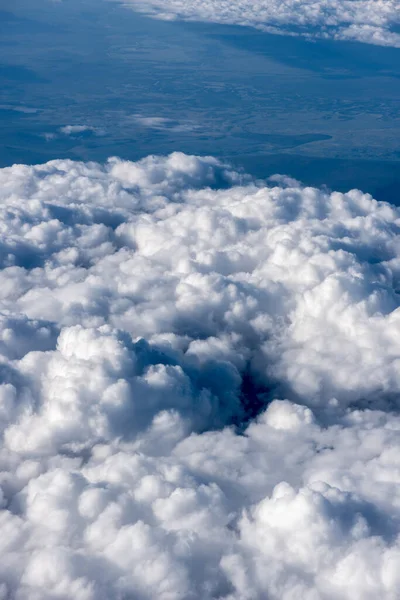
[1,1,400,599]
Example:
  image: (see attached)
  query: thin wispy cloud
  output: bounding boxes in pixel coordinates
[132,113,199,132]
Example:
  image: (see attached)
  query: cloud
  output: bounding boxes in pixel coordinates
[0,105,39,114]
[59,125,103,136]
[0,152,400,597]
[132,114,199,133]
[116,0,400,47]
[42,126,106,143]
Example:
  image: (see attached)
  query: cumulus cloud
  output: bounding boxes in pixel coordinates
[1,152,400,598]
[116,0,400,47]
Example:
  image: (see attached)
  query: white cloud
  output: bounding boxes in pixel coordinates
[0,105,39,114]
[0,152,400,597]
[116,0,400,47]
[132,114,199,133]
[59,125,103,136]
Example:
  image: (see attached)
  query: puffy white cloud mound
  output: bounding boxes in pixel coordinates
[116,0,400,47]
[1,152,400,598]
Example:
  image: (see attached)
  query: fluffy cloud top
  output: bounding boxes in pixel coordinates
[1,152,400,598]
[116,0,400,47]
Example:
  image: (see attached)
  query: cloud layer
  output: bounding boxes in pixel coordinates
[1,152,400,598]
[117,0,400,47]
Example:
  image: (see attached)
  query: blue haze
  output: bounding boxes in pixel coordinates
[0,0,399,202]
